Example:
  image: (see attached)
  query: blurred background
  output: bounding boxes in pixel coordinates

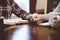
[11,0,59,18]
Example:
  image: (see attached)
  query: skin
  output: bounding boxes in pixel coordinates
[29,14,40,21]
[29,13,60,27]
[52,13,60,27]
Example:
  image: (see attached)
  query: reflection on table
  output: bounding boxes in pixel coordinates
[1,23,60,40]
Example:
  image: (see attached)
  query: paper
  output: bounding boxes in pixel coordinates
[4,18,29,25]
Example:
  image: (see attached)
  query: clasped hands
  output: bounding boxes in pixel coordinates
[29,13,40,22]
[28,13,60,27]
[51,13,60,27]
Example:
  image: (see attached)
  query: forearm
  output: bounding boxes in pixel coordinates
[13,10,30,20]
[39,14,49,21]
[10,0,30,20]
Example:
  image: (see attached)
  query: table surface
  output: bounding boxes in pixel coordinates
[2,23,60,40]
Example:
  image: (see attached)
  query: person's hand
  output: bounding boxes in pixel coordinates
[29,13,40,22]
[51,13,60,27]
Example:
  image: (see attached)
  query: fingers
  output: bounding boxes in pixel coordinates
[52,15,60,27]
[29,14,33,21]
[29,14,40,22]
[32,14,40,21]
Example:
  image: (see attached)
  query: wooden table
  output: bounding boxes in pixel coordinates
[1,23,60,40]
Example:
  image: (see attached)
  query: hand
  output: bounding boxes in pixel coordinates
[51,13,60,27]
[29,13,40,22]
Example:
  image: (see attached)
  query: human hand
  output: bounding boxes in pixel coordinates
[51,13,60,27]
[29,13,40,22]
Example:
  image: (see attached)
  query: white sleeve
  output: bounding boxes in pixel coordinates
[39,14,49,21]
[39,12,56,21]
[39,2,60,21]
[53,2,60,12]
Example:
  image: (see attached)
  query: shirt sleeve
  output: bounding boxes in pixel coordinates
[39,14,49,21]
[53,2,60,12]
[8,0,30,20]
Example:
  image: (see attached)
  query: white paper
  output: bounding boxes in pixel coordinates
[4,18,29,25]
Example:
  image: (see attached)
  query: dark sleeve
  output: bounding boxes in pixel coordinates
[8,0,30,20]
